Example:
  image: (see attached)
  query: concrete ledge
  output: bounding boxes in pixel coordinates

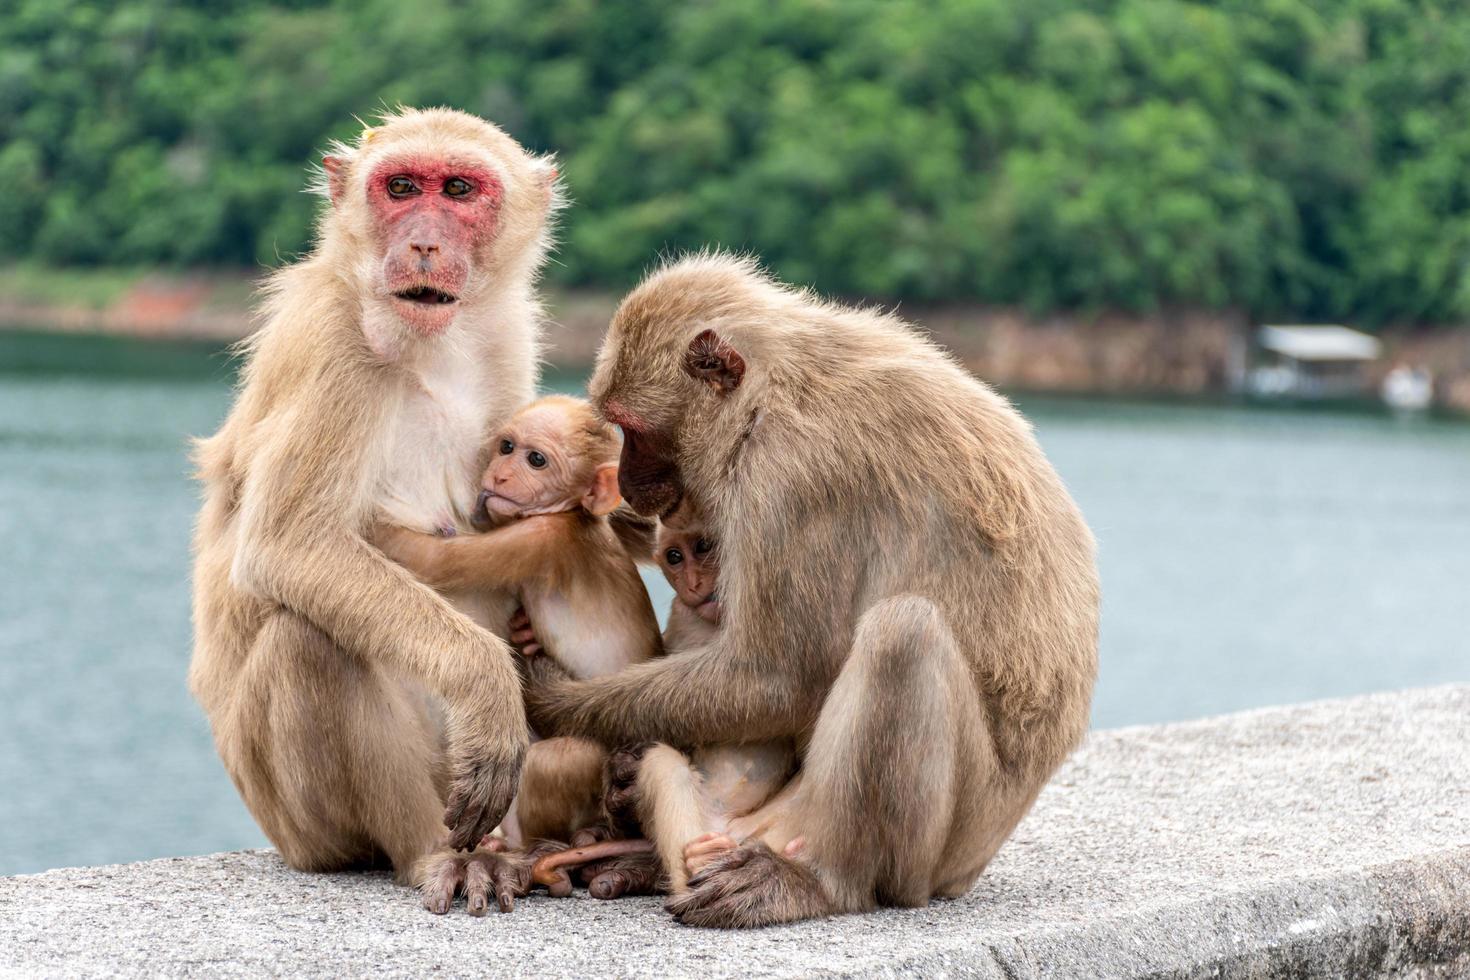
[3,685,1468,979]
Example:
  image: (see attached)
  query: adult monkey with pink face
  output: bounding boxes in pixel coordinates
[523,255,1099,927]
[190,108,560,905]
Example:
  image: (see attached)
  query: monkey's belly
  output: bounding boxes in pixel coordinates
[524,588,647,679]
[692,743,795,821]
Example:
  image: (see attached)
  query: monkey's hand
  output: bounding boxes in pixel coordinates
[508,606,541,657]
[442,694,528,851]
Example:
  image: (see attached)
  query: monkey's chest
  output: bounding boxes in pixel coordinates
[375,380,493,533]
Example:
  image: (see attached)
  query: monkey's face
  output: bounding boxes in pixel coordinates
[605,409,684,519]
[320,110,561,356]
[477,407,581,520]
[656,517,721,625]
[365,158,503,337]
[593,331,747,517]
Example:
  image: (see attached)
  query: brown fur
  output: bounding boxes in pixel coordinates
[372,396,660,894]
[524,253,1099,926]
[189,108,561,890]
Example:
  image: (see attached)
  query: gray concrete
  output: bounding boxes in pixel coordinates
[3,685,1468,979]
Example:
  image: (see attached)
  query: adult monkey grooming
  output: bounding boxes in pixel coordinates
[190,108,561,893]
[523,255,1099,927]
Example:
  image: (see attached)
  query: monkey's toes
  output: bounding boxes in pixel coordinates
[584,848,664,899]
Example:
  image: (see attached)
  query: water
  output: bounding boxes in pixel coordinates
[2,331,1467,876]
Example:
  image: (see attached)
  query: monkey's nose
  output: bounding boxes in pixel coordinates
[409,242,440,256]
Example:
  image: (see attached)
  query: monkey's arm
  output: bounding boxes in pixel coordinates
[229,381,525,848]
[374,514,580,593]
[607,506,658,564]
[523,563,845,747]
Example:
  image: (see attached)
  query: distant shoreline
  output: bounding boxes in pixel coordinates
[4,265,1469,414]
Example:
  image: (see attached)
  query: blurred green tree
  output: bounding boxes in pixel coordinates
[1,0,1468,324]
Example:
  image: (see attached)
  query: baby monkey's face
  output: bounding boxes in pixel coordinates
[657,500,720,625]
[479,404,583,520]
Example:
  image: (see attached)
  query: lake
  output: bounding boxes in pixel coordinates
[2,330,1467,876]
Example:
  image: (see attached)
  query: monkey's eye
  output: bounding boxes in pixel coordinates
[386,176,419,198]
[527,450,547,469]
[444,177,473,197]
[664,548,684,566]
[499,439,514,455]
[694,538,713,556]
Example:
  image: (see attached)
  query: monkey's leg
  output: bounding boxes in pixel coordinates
[225,611,446,881]
[668,596,985,928]
[635,743,715,895]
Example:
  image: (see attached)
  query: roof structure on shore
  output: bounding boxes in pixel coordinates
[1258,324,1383,361]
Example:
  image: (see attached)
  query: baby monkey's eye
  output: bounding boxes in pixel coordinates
[499,439,514,455]
[694,538,713,556]
[665,548,684,566]
[444,177,474,197]
[527,450,547,469]
[386,176,418,198]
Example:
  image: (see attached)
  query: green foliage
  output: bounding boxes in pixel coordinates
[3,0,1470,322]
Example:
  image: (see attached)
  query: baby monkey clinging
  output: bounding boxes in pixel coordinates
[377,394,660,687]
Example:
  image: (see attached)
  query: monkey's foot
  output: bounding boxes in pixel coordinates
[580,846,665,900]
[666,840,834,928]
[530,838,656,897]
[413,841,557,916]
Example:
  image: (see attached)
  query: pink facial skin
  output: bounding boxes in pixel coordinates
[367,158,505,336]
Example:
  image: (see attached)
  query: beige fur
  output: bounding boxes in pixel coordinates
[189,107,561,885]
[525,253,1099,927]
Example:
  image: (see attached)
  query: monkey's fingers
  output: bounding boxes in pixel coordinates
[684,834,738,876]
[684,842,754,891]
[445,748,525,850]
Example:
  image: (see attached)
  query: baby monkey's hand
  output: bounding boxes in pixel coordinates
[508,606,542,657]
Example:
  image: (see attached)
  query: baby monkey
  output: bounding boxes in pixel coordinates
[376,395,662,875]
[378,394,661,680]
[543,500,798,899]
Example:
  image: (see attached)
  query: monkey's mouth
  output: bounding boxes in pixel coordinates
[392,286,458,306]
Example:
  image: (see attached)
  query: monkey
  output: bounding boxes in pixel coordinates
[188,107,564,918]
[374,394,661,679]
[372,394,661,859]
[632,501,798,891]
[518,253,1100,927]
[527,497,800,903]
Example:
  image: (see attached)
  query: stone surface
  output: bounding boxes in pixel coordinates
[2,685,1468,979]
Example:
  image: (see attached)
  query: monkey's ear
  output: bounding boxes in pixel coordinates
[683,329,745,395]
[532,155,561,197]
[322,156,347,205]
[584,463,622,517]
